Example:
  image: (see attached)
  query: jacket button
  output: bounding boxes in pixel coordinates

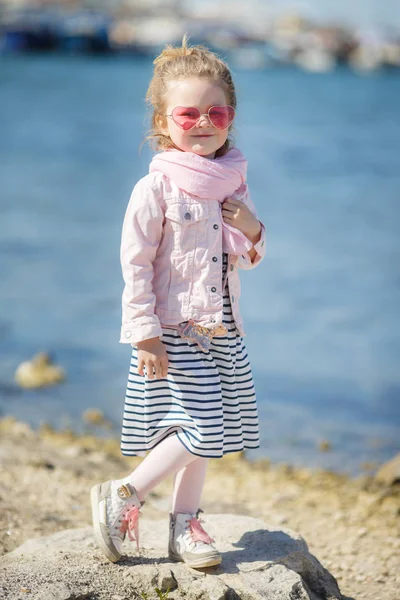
[184,212,191,220]
[211,287,217,293]
[125,331,132,338]
[230,264,234,271]
[213,224,219,230]
[212,256,218,262]
[232,295,235,303]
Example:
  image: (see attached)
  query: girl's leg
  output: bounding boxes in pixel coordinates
[169,457,221,569]
[121,432,198,502]
[171,457,209,515]
[92,432,198,563]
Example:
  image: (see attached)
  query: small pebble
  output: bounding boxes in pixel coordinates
[332,511,345,522]
[356,527,368,538]
[88,451,108,465]
[63,446,82,458]
[274,514,288,525]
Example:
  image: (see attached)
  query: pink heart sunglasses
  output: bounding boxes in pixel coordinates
[165,105,235,131]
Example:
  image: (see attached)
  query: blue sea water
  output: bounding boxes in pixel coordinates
[0,55,399,476]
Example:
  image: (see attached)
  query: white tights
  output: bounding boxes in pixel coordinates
[122,433,209,516]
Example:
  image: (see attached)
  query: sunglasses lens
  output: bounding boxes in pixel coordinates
[209,106,235,129]
[171,107,201,130]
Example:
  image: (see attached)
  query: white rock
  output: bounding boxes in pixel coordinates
[1,514,344,600]
[375,453,400,486]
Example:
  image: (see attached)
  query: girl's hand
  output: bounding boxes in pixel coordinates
[136,337,169,379]
[222,198,261,244]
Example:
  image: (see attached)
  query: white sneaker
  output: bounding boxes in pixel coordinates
[91,480,141,562]
[168,511,222,568]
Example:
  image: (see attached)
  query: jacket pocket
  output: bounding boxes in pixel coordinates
[165,201,209,258]
[165,201,209,225]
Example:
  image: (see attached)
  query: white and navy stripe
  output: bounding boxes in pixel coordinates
[121,253,259,458]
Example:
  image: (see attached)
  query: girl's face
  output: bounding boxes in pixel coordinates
[160,77,231,159]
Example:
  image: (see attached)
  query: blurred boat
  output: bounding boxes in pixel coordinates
[295,49,336,73]
[55,10,111,54]
[230,46,269,70]
[0,8,59,52]
[108,16,184,56]
[383,42,400,67]
[349,28,392,72]
[349,45,383,72]
[228,42,281,69]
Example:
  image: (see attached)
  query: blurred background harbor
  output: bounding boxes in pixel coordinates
[0,1,399,478]
[1,0,400,72]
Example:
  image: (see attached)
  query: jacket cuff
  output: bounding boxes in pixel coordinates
[120,316,163,345]
[253,222,266,256]
[238,222,266,269]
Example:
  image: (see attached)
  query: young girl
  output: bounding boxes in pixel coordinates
[91,36,266,569]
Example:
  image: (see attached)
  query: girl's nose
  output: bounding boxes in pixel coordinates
[196,114,212,128]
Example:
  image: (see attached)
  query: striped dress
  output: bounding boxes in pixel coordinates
[121,252,260,458]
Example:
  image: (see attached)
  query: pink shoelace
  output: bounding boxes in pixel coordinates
[188,517,215,544]
[119,505,140,551]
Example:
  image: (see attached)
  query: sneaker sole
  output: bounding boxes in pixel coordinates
[90,484,120,563]
[168,548,222,569]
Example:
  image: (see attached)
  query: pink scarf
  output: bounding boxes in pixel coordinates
[149,148,253,255]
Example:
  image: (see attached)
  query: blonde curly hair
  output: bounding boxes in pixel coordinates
[145,35,236,157]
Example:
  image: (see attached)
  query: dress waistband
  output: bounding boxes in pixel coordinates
[163,320,228,352]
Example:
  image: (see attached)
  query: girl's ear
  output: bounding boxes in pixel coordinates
[156,113,169,136]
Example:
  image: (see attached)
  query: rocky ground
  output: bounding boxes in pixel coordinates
[0,417,399,600]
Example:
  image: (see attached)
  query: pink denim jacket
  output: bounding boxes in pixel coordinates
[120,171,266,345]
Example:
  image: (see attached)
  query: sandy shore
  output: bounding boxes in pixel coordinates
[0,416,399,600]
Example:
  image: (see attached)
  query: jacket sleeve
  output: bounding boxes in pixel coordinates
[237,187,266,271]
[119,177,164,345]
